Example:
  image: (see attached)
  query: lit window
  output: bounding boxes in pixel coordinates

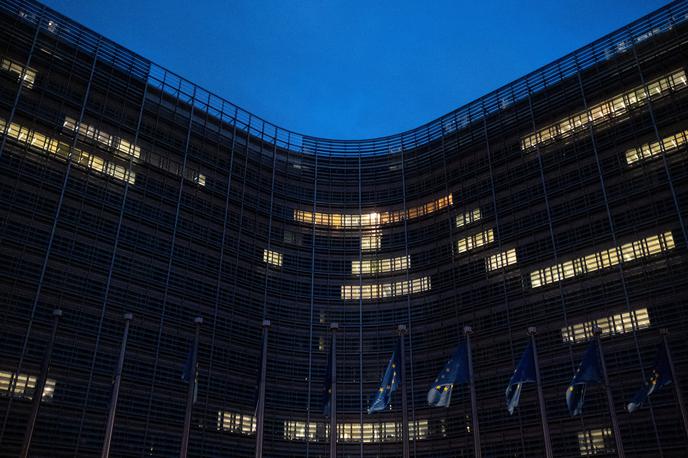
[361,230,382,252]
[530,231,675,288]
[1,117,135,184]
[63,116,142,161]
[294,195,453,228]
[0,371,55,400]
[341,277,431,300]
[282,419,428,442]
[457,229,494,253]
[1,57,37,88]
[561,308,650,343]
[485,249,518,272]
[578,428,614,456]
[193,172,206,187]
[217,410,256,435]
[352,256,409,275]
[456,208,481,228]
[115,138,141,159]
[521,69,688,151]
[263,249,283,267]
[626,128,688,164]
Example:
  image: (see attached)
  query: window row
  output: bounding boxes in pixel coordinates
[63,116,141,159]
[361,230,382,252]
[457,229,494,254]
[340,277,431,301]
[217,410,256,435]
[530,231,675,288]
[352,255,410,275]
[263,249,283,267]
[456,208,482,229]
[521,69,687,150]
[561,308,650,343]
[65,115,207,187]
[625,127,688,165]
[293,195,453,228]
[1,56,36,88]
[577,428,614,456]
[0,370,55,401]
[1,117,134,184]
[282,419,428,442]
[485,249,518,272]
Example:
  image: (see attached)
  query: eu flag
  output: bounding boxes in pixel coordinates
[505,341,536,414]
[323,335,333,417]
[566,340,603,416]
[427,343,469,408]
[627,343,672,413]
[368,339,401,414]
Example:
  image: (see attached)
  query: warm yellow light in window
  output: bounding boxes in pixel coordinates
[341,277,430,300]
[456,208,481,228]
[485,249,518,272]
[521,69,688,151]
[217,410,256,435]
[530,231,675,288]
[561,308,650,343]
[294,195,453,228]
[361,230,382,252]
[63,116,142,160]
[577,428,613,456]
[0,371,55,400]
[263,249,283,267]
[457,229,494,253]
[352,256,409,275]
[626,128,688,164]
[1,117,135,184]
[1,57,37,88]
[282,419,428,442]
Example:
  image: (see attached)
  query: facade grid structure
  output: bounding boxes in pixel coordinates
[0,0,688,456]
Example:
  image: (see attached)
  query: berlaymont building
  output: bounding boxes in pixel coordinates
[1,0,688,456]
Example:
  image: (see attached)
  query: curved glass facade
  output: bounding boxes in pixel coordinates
[1,0,688,456]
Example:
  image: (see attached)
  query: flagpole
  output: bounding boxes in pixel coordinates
[101,312,133,458]
[528,327,553,458]
[462,326,481,458]
[180,316,202,458]
[255,319,270,458]
[20,308,62,458]
[329,323,338,458]
[660,328,688,440]
[593,326,625,458]
[397,325,409,458]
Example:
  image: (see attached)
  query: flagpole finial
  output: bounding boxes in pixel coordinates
[463,325,473,335]
[660,328,669,336]
[397,324,407,335]
[330,322,339,331]
[262,319,271,328]
[194,316,203,325]
[528,326,537,335]
[123,312,133,321]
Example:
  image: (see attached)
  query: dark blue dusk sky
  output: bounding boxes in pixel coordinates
[42,0,668,139]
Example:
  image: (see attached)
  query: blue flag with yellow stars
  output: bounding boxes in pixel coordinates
[323,335,334,417]
[566,340,603,416]
[627,343,672,413]
[368,339,401,414]
[506,341,537,414]
[428,343,469,407]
